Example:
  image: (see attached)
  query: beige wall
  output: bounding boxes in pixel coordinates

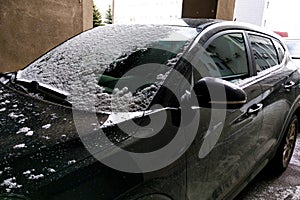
[0,0,93,72]
[216,0,236,20]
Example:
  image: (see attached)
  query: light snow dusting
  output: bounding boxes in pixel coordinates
[19,25,196,112]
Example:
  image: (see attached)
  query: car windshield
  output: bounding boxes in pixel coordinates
[285,39,300,58]
[19,25,198,112]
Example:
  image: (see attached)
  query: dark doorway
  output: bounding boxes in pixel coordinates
[182,0,218,19]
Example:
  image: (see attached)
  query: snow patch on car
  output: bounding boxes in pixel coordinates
[28,174,44,180]
[16,127,31,134]
[42,124,51,129]
[47,168,56,173]
[67,160,76,165]
[8,112,24,119]
[0,177,22,192]
[25,131,34,136]
[13,143,27,149]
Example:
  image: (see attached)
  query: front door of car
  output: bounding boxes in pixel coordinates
[184,31,265,199]
[246,33,300,162]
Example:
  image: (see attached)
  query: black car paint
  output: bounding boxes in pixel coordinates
[1,19,300,199]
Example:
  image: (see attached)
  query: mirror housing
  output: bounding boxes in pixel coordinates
[193,77,247,109]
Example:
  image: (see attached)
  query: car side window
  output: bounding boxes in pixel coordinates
[248,34,278,72]
[202,33,249,79]
[273,39,285,63]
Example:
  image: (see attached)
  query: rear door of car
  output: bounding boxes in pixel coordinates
[185,29,265,199]
[245,32,300,162]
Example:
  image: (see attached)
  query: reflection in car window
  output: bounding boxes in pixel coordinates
[249,34,278,72]
[194,33,248,82]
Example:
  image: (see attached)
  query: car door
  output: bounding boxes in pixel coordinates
[246,32,300,161]
[185,30,264,199]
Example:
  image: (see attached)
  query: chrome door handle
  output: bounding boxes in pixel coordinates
[248,103,263,114]
[285,81,295,89]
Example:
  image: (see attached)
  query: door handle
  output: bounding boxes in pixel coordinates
[284,81,295,89]
[248,103,263,114]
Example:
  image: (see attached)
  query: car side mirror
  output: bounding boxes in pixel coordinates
[193,77,247,109]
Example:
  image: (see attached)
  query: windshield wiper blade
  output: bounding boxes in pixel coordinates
[4,71,72,107]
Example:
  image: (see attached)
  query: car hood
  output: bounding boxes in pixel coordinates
[0,83,146,196]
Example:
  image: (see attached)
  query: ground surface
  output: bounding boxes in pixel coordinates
[236,137,300,200]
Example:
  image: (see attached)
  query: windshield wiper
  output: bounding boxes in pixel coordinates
[1,71,72,107]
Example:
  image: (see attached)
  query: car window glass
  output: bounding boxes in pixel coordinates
[273,39,285,63]
[249,34,278,72]
[193,33,249,82]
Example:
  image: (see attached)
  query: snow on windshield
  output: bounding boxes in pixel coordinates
[20,24,197,112]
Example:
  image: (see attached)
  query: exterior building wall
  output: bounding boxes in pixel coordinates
[0,0,93,72]
[216,0,236,20]
[83,0,94,30]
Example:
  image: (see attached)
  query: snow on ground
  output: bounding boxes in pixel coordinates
[238,138,300,200]
[290,136,300,167]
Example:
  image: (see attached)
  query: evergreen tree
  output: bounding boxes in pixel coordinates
[93,4,102,27]
[105,5,113,24]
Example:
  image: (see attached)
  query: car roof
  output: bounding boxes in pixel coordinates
[164,18,282,41]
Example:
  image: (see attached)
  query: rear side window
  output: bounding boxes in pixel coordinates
[248,34,278,72]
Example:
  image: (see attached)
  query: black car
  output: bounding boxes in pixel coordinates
[0,19,299,200]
